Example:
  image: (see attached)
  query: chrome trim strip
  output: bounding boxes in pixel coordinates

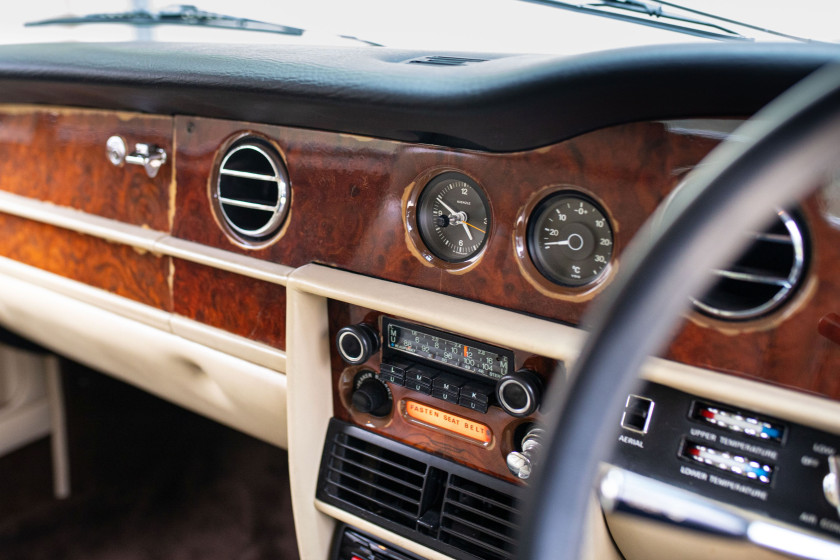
[710,268,791,287]
[751,231,794,244]
[219,196,278,212]
[599,465,840,560]
[219,168,279,182]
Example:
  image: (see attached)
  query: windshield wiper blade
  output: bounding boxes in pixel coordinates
[520,0,755,42]
[26,4,383,47]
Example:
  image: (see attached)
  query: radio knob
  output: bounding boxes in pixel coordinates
[496,369,543,417]
[351,371,392,417]
[336,323,380,365]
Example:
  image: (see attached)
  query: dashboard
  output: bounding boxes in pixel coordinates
[2,40,840,560]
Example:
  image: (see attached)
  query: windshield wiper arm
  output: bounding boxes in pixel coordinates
[26,4,383,47]
[652,0,817,43]
[587,0,747,38]
[520,0,794,42]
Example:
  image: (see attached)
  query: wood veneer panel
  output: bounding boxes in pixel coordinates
[0,107,172,230]
[174,117,717,326]
[0,213,171,310]
[172,259,286,350]
[174,116,840,402]
[666,197,840,402]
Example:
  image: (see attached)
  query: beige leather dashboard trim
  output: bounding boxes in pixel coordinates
[605,512,795,560]
[170,314,286,372]
[288,263,586,360]
[0,257,288,448]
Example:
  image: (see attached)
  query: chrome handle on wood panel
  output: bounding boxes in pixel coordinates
[106,136,167,178]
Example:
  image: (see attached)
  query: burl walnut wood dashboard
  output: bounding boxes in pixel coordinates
[4,105,840,478]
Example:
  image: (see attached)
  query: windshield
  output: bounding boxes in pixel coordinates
[2,1,838,54]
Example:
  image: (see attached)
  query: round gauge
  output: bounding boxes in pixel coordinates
[417,172,491,263]
[527,193,614,287]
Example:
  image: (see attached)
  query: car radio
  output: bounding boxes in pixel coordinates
[329,303,560,483]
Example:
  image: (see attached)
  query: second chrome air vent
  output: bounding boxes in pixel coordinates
[693,209,808,321]
[213,138,289,245]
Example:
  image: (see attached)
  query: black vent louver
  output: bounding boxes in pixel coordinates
[324,432,428,529]
[318,420,521,560]
[407,56,487,66]
[440,475,520,560]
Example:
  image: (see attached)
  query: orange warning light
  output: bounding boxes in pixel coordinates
[404,400,492,444]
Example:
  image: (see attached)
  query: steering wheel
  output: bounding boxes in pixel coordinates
[522,65,840,560]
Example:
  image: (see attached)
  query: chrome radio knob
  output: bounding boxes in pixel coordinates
[336,323,380,365]
[496,369,543,417]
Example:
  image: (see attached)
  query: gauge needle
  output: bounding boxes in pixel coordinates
[464,222,486,234]
[543,233,584,251]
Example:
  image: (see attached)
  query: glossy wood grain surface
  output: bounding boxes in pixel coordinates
[173,259,286,350]
[0,213,171,309]
[666,196,840,401]
[5,106,840,401]
[172,115,840,402]
[174,116,717,325]
[329,301,554,483]
[0,107,172,231]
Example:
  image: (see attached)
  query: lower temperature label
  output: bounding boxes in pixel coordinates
[404,399,492,444]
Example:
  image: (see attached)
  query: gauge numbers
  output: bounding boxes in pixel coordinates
[417,172,491,263]
[528,193,614,287]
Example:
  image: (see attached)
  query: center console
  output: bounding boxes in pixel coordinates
[316,301,562,560]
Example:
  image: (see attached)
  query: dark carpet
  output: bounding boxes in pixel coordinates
[0,360,300,560]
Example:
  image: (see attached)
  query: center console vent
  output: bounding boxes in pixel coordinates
[318,419,521,560]
[324,431,429,530]
[440,475,520,560]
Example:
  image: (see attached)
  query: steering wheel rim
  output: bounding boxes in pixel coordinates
[522,65,840,560]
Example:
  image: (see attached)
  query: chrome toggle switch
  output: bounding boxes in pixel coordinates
[506,426,545,480]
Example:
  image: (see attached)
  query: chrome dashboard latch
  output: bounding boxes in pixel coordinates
[106,136,167,178]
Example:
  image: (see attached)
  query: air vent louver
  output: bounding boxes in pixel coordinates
[693,209,808,320]
[440,475,520,560]
[324,432,428,529]
[318,420,522,560]
[213,139,289,243]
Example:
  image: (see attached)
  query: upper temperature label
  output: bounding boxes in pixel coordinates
[383,319,512,381]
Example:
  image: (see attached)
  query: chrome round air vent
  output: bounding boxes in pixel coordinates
[213,139,289,244]
[692,209,808,321]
